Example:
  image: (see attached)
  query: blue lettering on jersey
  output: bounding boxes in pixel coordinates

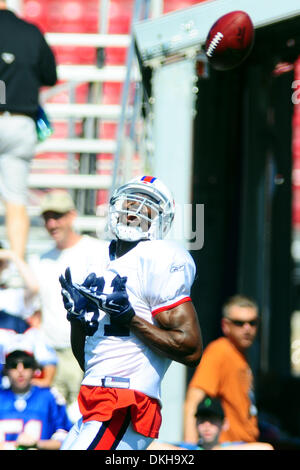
[0,386,72,442]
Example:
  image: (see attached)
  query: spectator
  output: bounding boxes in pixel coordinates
[0,0,57,259]
[192,396,227,449]
[148,396,273,450]
[0,314,57,389]
[191,396,272,450]
[31,190,107,411]
[184,295,260,444]
[0,349,71,450]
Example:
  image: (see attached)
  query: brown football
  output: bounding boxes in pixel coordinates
[205,11,254,71]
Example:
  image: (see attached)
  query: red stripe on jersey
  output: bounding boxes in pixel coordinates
[151,296,192,317]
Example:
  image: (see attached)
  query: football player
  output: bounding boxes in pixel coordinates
[59,176,203,450]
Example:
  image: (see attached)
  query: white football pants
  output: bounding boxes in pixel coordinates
[61,415,153,450]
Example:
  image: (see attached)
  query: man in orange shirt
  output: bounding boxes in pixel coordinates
[183,295,259,444]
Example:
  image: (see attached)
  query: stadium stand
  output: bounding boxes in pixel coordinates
[11,0,202,256]
[7,1,299,257]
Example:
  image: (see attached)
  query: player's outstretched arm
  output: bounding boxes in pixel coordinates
[130,301,202,367]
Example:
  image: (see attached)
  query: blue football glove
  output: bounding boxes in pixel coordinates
[59,267,97,323]
[76,274,135,326]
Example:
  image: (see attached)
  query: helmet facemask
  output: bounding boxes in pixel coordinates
[109,193,165,242]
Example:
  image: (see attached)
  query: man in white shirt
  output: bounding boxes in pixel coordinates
[32,191,106,415]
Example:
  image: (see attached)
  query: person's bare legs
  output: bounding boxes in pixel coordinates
[5,201,29,259]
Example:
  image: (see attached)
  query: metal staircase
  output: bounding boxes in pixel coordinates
[0,0,199,255]
[20,1,150,255]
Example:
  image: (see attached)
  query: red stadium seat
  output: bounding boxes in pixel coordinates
[163,0,207,14]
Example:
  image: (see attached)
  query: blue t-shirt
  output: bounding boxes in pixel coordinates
[0,385,72,442]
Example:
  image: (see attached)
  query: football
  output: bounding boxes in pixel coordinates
[205,11,254,71]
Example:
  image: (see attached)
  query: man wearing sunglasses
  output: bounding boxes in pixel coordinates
[184,295,260,445]
[0,349,72,450]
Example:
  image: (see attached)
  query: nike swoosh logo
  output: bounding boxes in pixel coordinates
[106,299,119,308]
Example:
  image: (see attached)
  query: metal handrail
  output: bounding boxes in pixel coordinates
[110,0,151,196]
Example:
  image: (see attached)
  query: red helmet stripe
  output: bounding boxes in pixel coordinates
[141,176,156,183]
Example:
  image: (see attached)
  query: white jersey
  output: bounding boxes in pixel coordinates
[82,239,196,401]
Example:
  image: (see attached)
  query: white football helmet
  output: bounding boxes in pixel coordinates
[108,176,175,242]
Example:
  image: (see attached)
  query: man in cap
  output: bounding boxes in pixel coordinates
[193,396,226,450]
[147,397,225,450]
[0,349,71,450]
[31,190,106,417]
[193,397,273,450]
[148,396,273,450]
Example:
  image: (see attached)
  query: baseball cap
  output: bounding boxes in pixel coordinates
[5,350,38,370]
[195,396,224,421]
[40,191,75,215]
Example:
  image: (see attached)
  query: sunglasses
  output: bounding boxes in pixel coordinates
[6,359,34,370]
[42,211,67,221]
[226,318,259,327]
